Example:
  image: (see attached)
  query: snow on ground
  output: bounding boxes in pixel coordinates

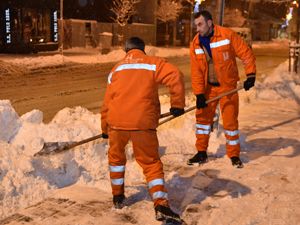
[252,38,290,49]
[1,47,300,224]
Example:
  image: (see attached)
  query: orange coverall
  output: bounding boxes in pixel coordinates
[190,25,256,158]
[101,49,185,206]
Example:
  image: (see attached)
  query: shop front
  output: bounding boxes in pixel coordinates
[0,0,59,53]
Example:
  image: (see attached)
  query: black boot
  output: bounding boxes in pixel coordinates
[113,194,125,209]
[155,205,182,224]
[187,151,208,165]
[230,156,243,168]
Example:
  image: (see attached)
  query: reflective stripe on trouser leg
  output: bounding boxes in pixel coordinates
[130,130,168,207]
[148,178,168,207]
[195,102,217,151]
[108,129,130,196]
[219,91,240,158]
[109,164,125,195]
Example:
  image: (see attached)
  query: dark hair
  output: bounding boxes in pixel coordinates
[125,37,145,52]
[194,10,213,22]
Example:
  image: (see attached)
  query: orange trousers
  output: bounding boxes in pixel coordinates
[195,85,240,158]
[108,129,168,207]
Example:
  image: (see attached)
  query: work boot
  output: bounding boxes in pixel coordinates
[113,194,125,209]
[230,156,243,168]
[187,151,208,165]
[155,205,182,224]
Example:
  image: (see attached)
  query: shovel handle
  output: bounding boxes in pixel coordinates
[65,134,103,150]
[160,85,244,119]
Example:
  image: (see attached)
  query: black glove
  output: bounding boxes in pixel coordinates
[170,107,185,117]
[196,94,208,109]
[244,74,256,91]
[102,133,109,139]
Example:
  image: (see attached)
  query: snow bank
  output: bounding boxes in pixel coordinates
[256,60,300,103]
[0,92,229,219]
[0,46,189,71]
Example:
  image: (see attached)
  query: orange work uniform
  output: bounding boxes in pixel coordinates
[190,25,256,158]
[101,49,185,206]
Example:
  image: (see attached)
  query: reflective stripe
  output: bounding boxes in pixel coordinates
[210,39,230,49]
[148,178,164,189]
[195,48,204,54]
[196,129,210,135]
[115,63,156,72]
[111,178,124,185]
[225,130,239,136]
[226,139,240,145]
[196,124,211,131]
[109,165,125,172]
[108,72,113,84]
[152,191,168,200]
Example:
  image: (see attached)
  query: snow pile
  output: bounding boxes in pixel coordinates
[0,92,227,219]
[0,101,165,217]
[0,60,28,77]
[256,60,300,103]
[0,46,189,71]
[252,39,289,49]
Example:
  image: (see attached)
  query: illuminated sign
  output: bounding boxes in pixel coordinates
[5,8,11,44]
[53,10,58,42]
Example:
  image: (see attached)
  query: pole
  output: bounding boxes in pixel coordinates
[218,0,225,26]
[190,5,193,44]
[60,0,64,57]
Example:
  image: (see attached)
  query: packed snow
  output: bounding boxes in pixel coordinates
[1,45,300,224]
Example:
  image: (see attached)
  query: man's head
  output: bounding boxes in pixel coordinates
[194,10,213,37]
[124,37,145,53]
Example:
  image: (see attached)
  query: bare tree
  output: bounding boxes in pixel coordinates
[111,0,140,26]
[156,0,183,45]
[111,0,140,45]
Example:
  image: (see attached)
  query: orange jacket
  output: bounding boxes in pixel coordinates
[190,25,256,94]
[101,49,185,133]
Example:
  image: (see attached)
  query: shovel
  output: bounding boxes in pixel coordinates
[159,85,245,119]
[34,85,246,157]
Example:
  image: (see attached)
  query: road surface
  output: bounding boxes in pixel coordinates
[0,45,288,123]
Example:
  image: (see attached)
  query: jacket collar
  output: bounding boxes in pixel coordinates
[212,25,222,37]
[126,49,146,56]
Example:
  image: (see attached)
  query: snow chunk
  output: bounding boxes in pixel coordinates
[0,100,21,142]
[20,109,43,124]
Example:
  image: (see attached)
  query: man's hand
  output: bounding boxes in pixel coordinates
[170,107,185,117]
[102,133,109,139]
[196,94,208,109]
[244,73,256,91]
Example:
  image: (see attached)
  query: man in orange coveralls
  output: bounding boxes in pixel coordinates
[101,37,185,224]
[188,10,256,168]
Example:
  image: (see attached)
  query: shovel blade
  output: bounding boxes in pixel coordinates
[34,141,76,157]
